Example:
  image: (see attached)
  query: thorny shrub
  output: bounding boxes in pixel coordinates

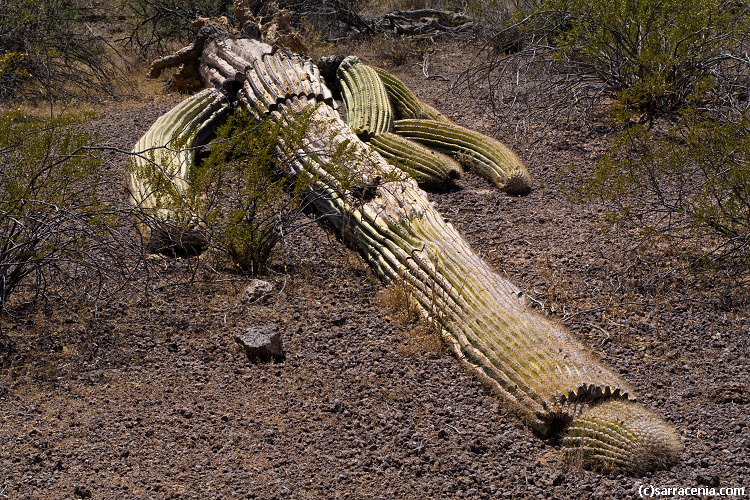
[123,0,232,57]
[0,110,134,311]
[582,112,750,267]
[456,0,750,125]
[190,106,391,275]
[190,111,311,274]
[457,0,750,270]
[0,0,122,102]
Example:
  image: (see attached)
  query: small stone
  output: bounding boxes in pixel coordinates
[697,474,720,488]
[240,279,274,304]
[177,407,193,419]
[74,485,92,498]
[469,439,487,454]
[235,324,285,362]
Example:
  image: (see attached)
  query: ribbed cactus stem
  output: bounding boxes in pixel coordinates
[127,88,231,251]
[336,56,394,139]
[256,97,679,470]
[369,132,460,188]
[373,67,450,122]
[395,118,532,195]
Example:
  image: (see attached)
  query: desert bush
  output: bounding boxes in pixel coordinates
[192,104,394,274]
[0,0,123,102]
[123,0,232,57]
[0,109,136,310]
[456,0,750,129]
[190,113,294,273]
[188,109,345,274]
[456,0,750,268]
[582,112,750,266]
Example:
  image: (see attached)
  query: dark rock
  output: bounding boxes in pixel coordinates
[469,439,487,454]
[241,279,274,304]
[74,485,92,498]
[235,324,285,362]
[697,474,720,488]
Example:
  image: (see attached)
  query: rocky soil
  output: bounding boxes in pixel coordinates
[1,42,748,499]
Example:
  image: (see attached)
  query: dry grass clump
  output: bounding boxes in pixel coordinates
[376,281,445,356]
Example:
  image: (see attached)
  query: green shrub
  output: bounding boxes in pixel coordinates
[543,0,750,116]
[457,0,750,125]
[0,0,120,102]
[0,109,114,309]
[189,109,329,274]
[458,0,750,268]
[583,112,750,264]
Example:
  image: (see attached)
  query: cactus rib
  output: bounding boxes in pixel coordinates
[369,132,460,188]
[395,118,532,195]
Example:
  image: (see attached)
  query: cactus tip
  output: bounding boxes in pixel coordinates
[562,400,682,473]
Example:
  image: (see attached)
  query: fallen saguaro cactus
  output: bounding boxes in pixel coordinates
[395,118,532,195]
[132,17,681,472]
[127,88,230,252]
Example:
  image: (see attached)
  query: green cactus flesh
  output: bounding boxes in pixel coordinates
[395,118,532,195]
[369,132,460,188]
[336,56,394,139]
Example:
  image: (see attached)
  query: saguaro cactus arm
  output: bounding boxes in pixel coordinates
[372,66,449,122]
[395,118,532,195]
[368,132,461,188]
[127,88,231,251]
[336,56,394,139]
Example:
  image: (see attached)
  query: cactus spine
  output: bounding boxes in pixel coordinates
[127,88,230,251]
[336,56,394,139]
[369,132,460,188]
[395,118,532,195]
